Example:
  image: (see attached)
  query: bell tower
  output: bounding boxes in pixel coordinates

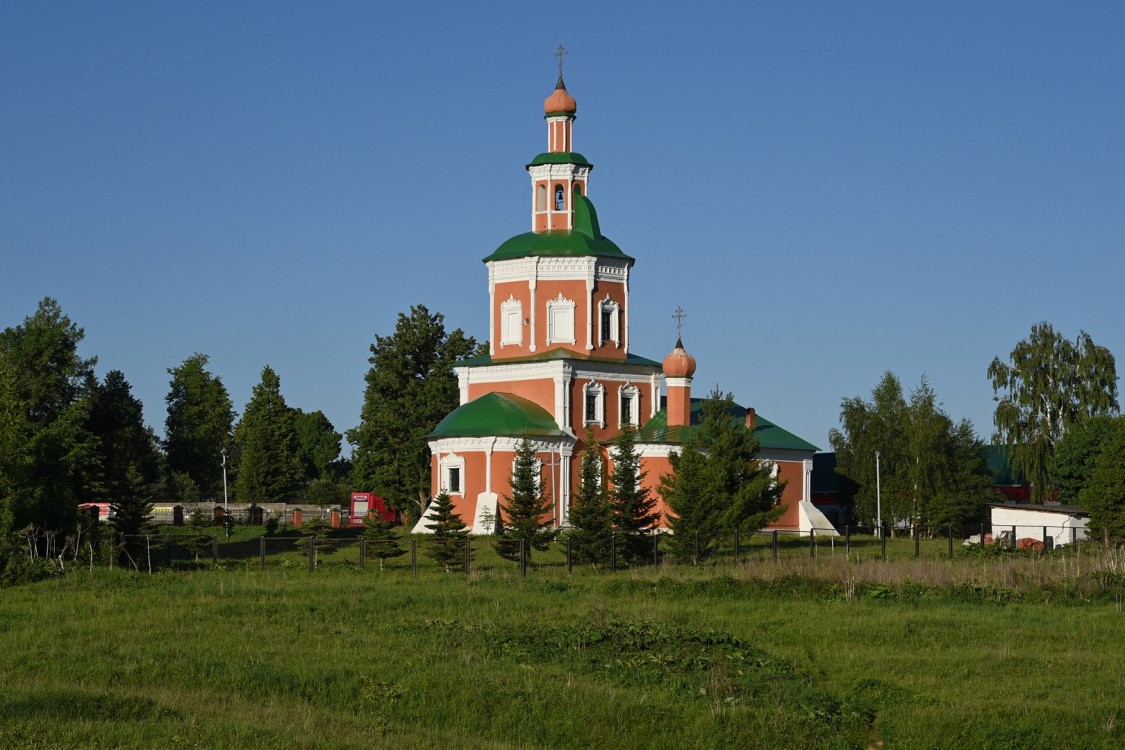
[530,45,590,233]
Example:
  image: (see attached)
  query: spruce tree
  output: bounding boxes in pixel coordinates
[363,513,406,571]
[109,466,155,569]
[660,391,782,563]
[497,438,558,562]
[425,492,470,572]
[610,426,658,563]
[567,428,614,565]
[164,354,234,501]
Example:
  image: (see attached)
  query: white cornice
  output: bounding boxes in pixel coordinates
[430,435,575,455]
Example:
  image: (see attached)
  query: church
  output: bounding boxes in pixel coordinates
[414,67,832,536]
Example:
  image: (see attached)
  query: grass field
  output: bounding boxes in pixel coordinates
[1,542,1123,749]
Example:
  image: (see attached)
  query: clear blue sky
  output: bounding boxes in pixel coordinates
[3,1,1122,454]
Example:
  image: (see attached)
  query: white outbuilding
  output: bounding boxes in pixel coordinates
[989,503,1089,547]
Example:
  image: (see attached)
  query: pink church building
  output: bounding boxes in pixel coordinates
[415,70,827,535]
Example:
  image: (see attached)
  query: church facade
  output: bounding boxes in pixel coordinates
[415,72,826,535]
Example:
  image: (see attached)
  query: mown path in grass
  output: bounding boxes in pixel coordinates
[1,565,1122,749]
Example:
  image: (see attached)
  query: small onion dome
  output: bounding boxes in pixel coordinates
[544,75,577,115]
[662,338,697,378]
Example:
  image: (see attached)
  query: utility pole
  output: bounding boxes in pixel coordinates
[221,447,229,515]
[875,450,882,538]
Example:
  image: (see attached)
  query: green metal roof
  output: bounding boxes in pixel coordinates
[457,350,662,369]
[526,151,591,168]
[427,392,567,439]
[484,195,634,263]
[635,398,819,452]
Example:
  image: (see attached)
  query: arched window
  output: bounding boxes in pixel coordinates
[536,184,547,212]
[619,384,639,427]
[573,183,583,196]
[554,184,565,210]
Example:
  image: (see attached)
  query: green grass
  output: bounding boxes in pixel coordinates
[2,549,1123,749]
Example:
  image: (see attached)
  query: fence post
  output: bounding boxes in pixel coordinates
[845,526,851,559]
[308,537,316,573]
[211,535,219,564]
[733,529,740,561]
[1011,525,1017,549]
[772,530,778,561]
[165,535,173,567]
[359,537,366,570]
[947,526,954,557]
[519,538,527,577]
[464,538,471,575]
[146,535,152,574]
[653,532,660,566]
[1071,527,1077,548]
[809,528,816,559]
[880,524,887,560]
[693,532,700,565]
[566,537,572,575]
[411,538,417,576]
[913,526,920,558]
[611,535,618,572]
[260,536,266,569]
[981,522,986,547]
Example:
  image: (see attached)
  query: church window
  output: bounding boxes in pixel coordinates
[584,382,605,427]
[573,183,582,196]
[619,385,639,427]
[500,295,523,347]
[439,453,466,496]
[554,184,565,210]
[599,298,620,346]
[537,184,547,212]
[546,293,576,344]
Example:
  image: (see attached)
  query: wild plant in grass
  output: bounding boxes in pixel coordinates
[181,510,214,562]
[295,515,337,561]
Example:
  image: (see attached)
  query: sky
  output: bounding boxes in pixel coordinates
[2,1,1123,456]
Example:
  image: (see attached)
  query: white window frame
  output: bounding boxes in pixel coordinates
[546,293,576,344]
[584,381,605,427]
[500,295,523,347]
[439,453,466,496]
[512,456,543,492]
[599,296,620,347]
[619,384,639,427]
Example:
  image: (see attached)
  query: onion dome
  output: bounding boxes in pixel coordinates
[544,76,577,115]
[662,338,697,378]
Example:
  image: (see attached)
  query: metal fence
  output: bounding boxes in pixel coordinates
[60,521,1111,576]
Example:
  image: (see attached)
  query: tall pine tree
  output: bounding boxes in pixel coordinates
[497,437,557,562]
[234,365,302,504]
[164,354,234,501]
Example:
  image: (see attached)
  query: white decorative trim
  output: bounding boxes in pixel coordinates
[634,443,679,459]
[665,376,692,389]
[429,435,575,456]
[528,259,538,352]
[757,448,817,463]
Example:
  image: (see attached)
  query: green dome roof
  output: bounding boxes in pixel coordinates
[484,195,634,263]
[427,393,567,439]
[526,151,592,168]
